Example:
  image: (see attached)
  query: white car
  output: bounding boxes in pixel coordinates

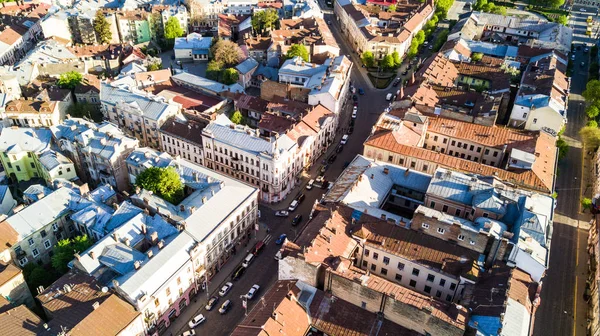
[275,210,289,217]
[352,110,357,119]
[288,200,299,211]
[188,314,206,328]
[181,331,196,336]
[341,134,349,145]
[247,284,260,300]
[306,179,314,190]
[219,282,233,296]
[581,7,587,11]
[571,54,576,61]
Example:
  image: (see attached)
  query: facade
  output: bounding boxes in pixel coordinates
[0,127,76,184]
[174,33,212,62]
[189,0,225,30]
[4,100,61,128]
[160,5,189,36]
[115,10,152,44]
[159,115,206,165]
[74,74,101,106]
[100,81,179,148]
[0,186,16,215]
[68,14,97,45]
[51,118,139,192]
[235,57,258,89]
[0,4,49,65]
[0,262,34,307]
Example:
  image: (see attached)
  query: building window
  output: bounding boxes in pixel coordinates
[437,228,445,234]
[40,230,46,238]
[483,212,489,218]
[421,223,429,229]
[533,118,537,124]
[361,301,367,309]
[440,278,446,287]
[15,165,20,171]
[166,287,171,296]
[30,162,35,169]
[397,262,405,270]
[485,149,490,155]
[423,164,428,171]
[399,158,404,165]
[412,268,420,276]
[52,223,59,231]
[372,252,379,260]
[449,283,456,290]
[427,274,435,282]
[455,209,461,216]
[381,268,388,275]
[43,240,51,249]
[457,234,465,241]
[69,225,74,232]
[451,140,456,146]
[155,298,160,307]
[409,279,417,287]
[28,238,34,246]
[470,240,476,245]
[383,256,390,265]
[364,249,370,257]
[424,285,432,294]
[493,151,498,157]
[388,155,393,162]
[436,290,442,298]
[410,161,416,168]
[362,260,368,267]
[32,249,39,258]
[430,201,435,208]
[446,295,452,301]
[370,264,376,271]
[18,257,28,266]
[442,205,448,212]
[395,274,402,281]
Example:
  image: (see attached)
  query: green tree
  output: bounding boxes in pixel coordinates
[557,15,568,26]
[472,52,484,62]
[580,126,600,149]
[436,0,454,18]
[582,197,593,211]
[93,11,112,44]
[164,16,184,42]
[136,167,184,204]
[51,235,94,274]
[251,9,279,35]
[286,44,310,62]
[588,120,599,128]
[407,39,419,59]
[230,110,245,125]
[22,264,59,294]
[206,60,223,81]
[414,31,426,45]
[556,137,568,159]
[361,51,375,67]
[58,71,83,90]
[587,105,600,119]
[381,54,396,70]
[147,62,163,71]
[222,68,239,85]
[211,39,243,67]
[391,51,402,67]
[388,4,396,12]
[583,80,600,106]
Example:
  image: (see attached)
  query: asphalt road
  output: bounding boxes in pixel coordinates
[532,15,591,336]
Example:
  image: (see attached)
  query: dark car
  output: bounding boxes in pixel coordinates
[392,78,401,87]
[292,214,303,226]
[336,144,344,153]
[321,181,330,190]
[350,118,355,126]
[275,234,287,245]
[358,88,365,95]
[353,101,358,107]
[352,95,358,101]
[328,154,337,163]
[296,193,306,203]
[319,165,328,174]
[205,296,219,311]
[348,126,354,134]
[231,265,246,280]
[252,241,265,255]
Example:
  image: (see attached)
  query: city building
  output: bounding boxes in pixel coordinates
[0,4,50,65]
[74,74,101,106]
[335,0,433,59]
[159,115,207,165]
[171,72,245,97]
[0,261,34,307]
[363,110,558,194]
[0,185,16,215]
[51,118,139,192]
[0,127,76,184]
[217,13,251,42]
[157,5,189,36]
[4,99,61,128]
[100,81,179,148]
[114,10,152,44]
[188,0,225,31]
[0,302,45,334]
[174,33,213,62]
[235,57,258,88]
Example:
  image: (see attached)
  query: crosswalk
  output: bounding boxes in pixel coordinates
[263,234,273,245]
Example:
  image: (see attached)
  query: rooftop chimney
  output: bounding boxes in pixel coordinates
[150,231,158,244]
[147,250,153,258]
[89,251,95,260]
[134,260,141,270]
[383,168,389,175]
[74,253,81,261]
[158,239,165,249]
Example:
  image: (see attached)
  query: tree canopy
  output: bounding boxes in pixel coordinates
[58,71,83,90]
[164,16,184,41]
[388,4,396,12]
[230,110,245,125]
[391,51,402,67]
[381,54,396,70]
[93,11,112,44]
[580,126,600,149]
[362,51,375,67]
[51,235,94,274]
[251,9,279,35]
[222,68,239,85]
[147,61,163,71]
[471,52,483,62]
[286,44,310,62]
[211,39,243,67]
[136,167,184,204]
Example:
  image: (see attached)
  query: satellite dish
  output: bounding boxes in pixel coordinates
[101,287,109,293]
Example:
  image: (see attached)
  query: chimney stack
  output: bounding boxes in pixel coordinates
[158,239,165,249]
[134,260,141,270]
[89,251,95,260]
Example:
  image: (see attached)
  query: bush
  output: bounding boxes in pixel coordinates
[582,197,593,211]
[136,167,185,204]
[472,52,484,62]
[588,120,598,128]
[556,137,568,159]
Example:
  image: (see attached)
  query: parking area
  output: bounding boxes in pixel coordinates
[160,49,208,76]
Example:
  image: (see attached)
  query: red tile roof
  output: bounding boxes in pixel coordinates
[0,305,45,335]
[69,295,141,336]
[416,53,459,86]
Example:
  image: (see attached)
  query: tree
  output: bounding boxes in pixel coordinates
[93,11,112,44]
[556,137,568,159]
[415,31,426,45]
[388,4,396,12]
[164,16,184,42]
[588,120,599,128]
[222,68,239,85]
[230,110,245,125]
[557,15,568,26]
[136,167,184,204]
[580,126,600,149]
[391,51,402,67]
[582,197,593,211]
[472,52,484,62]
[286,44,310,62]
[206,60,223,81]
[251,9,279,35]
[407,39,419,59]
[583,80,600,106]
[381,54,396,70]
[51,235,94,274]
[361,51,375,67]
[58,71,83,90]
[587,105,600,119]
[211,40,243,67]
[147,62,163,71]
[436,0,454,18]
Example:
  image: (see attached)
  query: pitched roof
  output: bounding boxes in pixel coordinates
[0,262,21,287]
[416,53,459,86]
[0,305,45,335]
[159,115,207,146]
[69,294,140,336]
[0,221,19,254]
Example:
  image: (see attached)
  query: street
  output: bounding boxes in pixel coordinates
[165,11,392,336]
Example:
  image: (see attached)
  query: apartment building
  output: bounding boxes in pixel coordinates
[100,81,179,148]
[277,55,353,116]
[0,261,34,308]
[189,0,225,30]
[0,127,76,184]
[0,3,50,65]
[158,5,189,36]
[267,17,339,65]
[68,14,98,44]
[74,74,101,106]
[114,10,152,44]
[363,110,558,194]
[335,0,433,59]
[51,118,139,192]
[4,99,61,128]
[509,53,570,134]
[159,115,206,166]
[227,0,258,15]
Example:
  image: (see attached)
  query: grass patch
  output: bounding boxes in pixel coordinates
[367,73,394,89]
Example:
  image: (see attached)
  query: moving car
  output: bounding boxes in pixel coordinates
[341,134,349,145]
[188,314,206,328]
[219,300,232,314]
[275,234,287,245]
[288,200,299,211]
[247,284,260,300]
[358,88,365,95]
[231,265,246,280]
[252,241,265,255]
[219,282,233,296]
[306,179,314,190]
[292,214,303,226]
[386,93,393,101]
[328,154,337,163]
[205,296,219,310]
[275,210,289,217]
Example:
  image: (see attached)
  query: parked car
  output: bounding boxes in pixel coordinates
[328,154,337,163]
[341,134,349,145]
[296,193,305,203]
[188,314,206,328]
[572,54,576,61]
[288,200,299,211]
[581,61,586,67]
[428,45,433,50]
[205,296,219,310]
[275,210,289,217]
[321,181,330,190]
[275,234,287,245]
[306,179,314,190]
[319,165,328,174]
[386,93,393,101]
[246,284,260,300]
[348,126,354,134]
[358,88,365,95]
[219,300,232,314]
[352,95,358,101]
[231,265,246,280]
[252,241,265,255]
[292,214,303,226]
[336,144,344,153]
[182,331,196,336]
[352,110,357,119]
[219,282,233,296]
[315,176,325,188]
[392,78,401,87]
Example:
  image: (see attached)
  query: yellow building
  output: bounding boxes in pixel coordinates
[0,127,76,184]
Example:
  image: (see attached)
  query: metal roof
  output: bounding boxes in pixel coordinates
[100,82,175,121]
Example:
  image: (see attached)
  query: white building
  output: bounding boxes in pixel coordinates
[0,4,50,65]
[174,33,212,62]
[159,115,205,166]
[227,0,258,15]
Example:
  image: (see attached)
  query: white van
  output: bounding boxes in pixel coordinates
[386,93,393,101]
[242,253,254,268]
[288,200,299,211]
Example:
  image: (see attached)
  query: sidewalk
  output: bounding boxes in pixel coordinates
[164,226,269,335]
